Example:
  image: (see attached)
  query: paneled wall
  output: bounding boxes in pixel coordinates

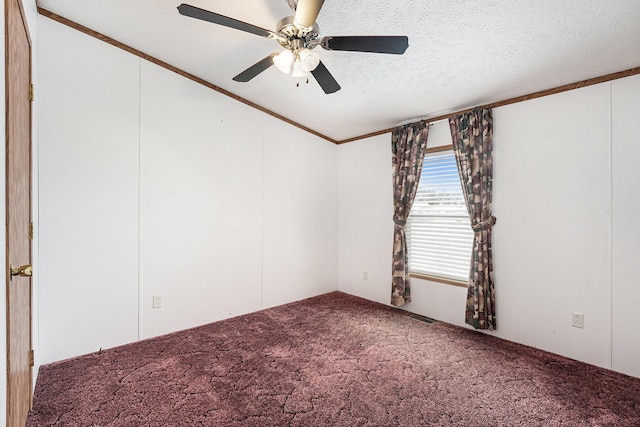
[611,74,640,376]
[338,76,640,379]
[37,17,337,363]
[38,15,140,364]
[138,62,265,339]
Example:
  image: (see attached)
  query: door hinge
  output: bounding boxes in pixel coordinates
[29,84,34,102]
[29,222,34,239]
[29,350,34,367]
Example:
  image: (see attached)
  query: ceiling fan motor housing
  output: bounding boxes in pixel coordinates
[276,16,320,51]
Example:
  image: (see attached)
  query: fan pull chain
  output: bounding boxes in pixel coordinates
[295,78,310,88]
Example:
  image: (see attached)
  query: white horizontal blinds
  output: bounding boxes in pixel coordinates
[407,151,473,282]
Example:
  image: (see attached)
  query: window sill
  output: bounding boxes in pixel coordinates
[410,272,468,288]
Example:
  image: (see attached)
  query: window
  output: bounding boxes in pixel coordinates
[406,149,473,283]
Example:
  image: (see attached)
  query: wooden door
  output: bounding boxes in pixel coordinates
[5,0,33,425]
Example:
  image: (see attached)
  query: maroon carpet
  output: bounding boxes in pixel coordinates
[28,291,640,426]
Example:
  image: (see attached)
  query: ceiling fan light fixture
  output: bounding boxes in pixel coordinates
[273,49,294,74]
[177,2,407,94]
[291,60,311,78]
[299,48,320,72]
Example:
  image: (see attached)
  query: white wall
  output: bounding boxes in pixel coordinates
[611,73,640,376]
[338,77,640,379]
[337,134,393,304]
[491,83,611,369]
[38,17,140,363]
[262,118,338,309]
[139,60,264,338]
[38,17,337,362]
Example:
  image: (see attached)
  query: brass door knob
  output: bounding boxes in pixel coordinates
[10,264,32,278]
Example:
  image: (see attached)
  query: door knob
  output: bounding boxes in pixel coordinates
[10,264,32,278]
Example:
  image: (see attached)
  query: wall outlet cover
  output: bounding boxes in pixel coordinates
[571,311,584,328]
[153,295,162,309]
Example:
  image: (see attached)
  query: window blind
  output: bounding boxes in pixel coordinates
[407,152,473,282]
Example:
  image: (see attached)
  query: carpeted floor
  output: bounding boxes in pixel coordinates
[28,291,640,426]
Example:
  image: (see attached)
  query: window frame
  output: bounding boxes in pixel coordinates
[408,144,470,288]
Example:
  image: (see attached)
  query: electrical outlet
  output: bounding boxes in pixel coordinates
[362,271,369,280]
[153,295,162,309]
[571,311,584,328]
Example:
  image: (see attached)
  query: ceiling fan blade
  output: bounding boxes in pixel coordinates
[311,61,341,94]
[178,4,276,38]
[321,36,409,54]
[233,54,276,82]
[294,0,325,30]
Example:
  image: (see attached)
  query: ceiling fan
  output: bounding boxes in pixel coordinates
[177,0,409,94]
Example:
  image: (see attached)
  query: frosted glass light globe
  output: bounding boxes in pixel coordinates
[291,60,311,78]
[273,49,295,74]
[299,48,320,72]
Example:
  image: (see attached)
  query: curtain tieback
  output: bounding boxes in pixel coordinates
[394,219,407,227]
[472,216,496,232]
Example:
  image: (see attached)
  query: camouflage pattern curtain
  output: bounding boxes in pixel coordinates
[391,121,429,307]
[449,108,496,330]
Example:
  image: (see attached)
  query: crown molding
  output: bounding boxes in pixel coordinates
[37,8,640,146]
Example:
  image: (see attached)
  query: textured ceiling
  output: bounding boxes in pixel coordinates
[36,0,640,141]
